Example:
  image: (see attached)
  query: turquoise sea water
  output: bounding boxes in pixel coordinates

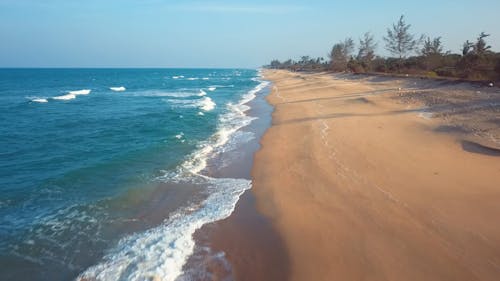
[0,68,269,280]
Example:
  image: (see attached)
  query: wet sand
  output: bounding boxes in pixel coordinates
[192,190,290,281]
[185,83,290,281]
[246,70,500,281]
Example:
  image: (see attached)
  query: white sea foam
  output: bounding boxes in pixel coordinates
[242,79,270,106]
[30,97,48,103]
[135,91,201,98]
[164,97,215,112]
[79,73,270,281]
[165,99,193,105]
[175,132,184,140]
[172,76,185,79]
[53,94,76,100]
[69,89,91,95]
[52,89,91,101]
[220,131,256,157]
[199,97,216,111]
[202,77,209,80]
[110,86,126,92]
[180,78,268,175]
[208,87,216,92]
[78,177,251,281]
[187,78,199,81]
[198,90,207,97]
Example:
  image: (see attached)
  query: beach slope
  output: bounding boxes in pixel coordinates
[254,70,500,281]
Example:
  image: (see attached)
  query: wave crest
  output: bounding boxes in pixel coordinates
[199,97,216,111]
[28,97,48,103]
[53,94,76,100]
[53,89,91,101]
[70,89,91,95]
[110,87,126,92]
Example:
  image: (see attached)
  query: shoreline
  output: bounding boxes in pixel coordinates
[185,77,291,280]
[247,69,500,280]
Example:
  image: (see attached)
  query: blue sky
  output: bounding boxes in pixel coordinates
[1,0,499,68]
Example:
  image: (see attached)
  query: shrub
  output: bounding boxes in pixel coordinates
[426,71,439,78]
[435,67,459,77]
[495,60,500,80]
[347,59,365,73]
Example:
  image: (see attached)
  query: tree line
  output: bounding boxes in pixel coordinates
[267,15,500,82]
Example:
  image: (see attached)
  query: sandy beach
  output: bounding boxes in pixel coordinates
[241,70,500,281]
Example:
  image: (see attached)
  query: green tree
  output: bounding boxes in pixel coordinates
[421,37,444,56]
[421,37,444,70]
[283,59,293,68]
[462,40,474,56]
[300,56,310,65]
[357,32,377,71]
[384,15,423,71]
[473,32,491,57]
[459,33,493,79]
[270,59,281,69]
[329,38,355,72]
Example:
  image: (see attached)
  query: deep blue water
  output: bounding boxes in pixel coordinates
[0,68,267,280]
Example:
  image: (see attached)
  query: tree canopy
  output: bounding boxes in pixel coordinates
[384,15,423,59]
[329,38,355,71]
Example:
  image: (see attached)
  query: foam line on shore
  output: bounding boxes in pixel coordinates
[78,177,251,281]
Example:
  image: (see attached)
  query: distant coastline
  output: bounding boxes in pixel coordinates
[266,15,500,84]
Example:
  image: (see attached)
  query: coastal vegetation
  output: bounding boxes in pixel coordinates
[267,15,500,82]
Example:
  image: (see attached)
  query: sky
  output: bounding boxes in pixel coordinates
[1,0,499,68]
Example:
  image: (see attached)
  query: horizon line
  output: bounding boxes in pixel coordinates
[0,66,262,70]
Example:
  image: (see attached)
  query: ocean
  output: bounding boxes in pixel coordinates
[0,68,270,280]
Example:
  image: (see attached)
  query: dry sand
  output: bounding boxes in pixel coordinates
[250,70,500,281]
